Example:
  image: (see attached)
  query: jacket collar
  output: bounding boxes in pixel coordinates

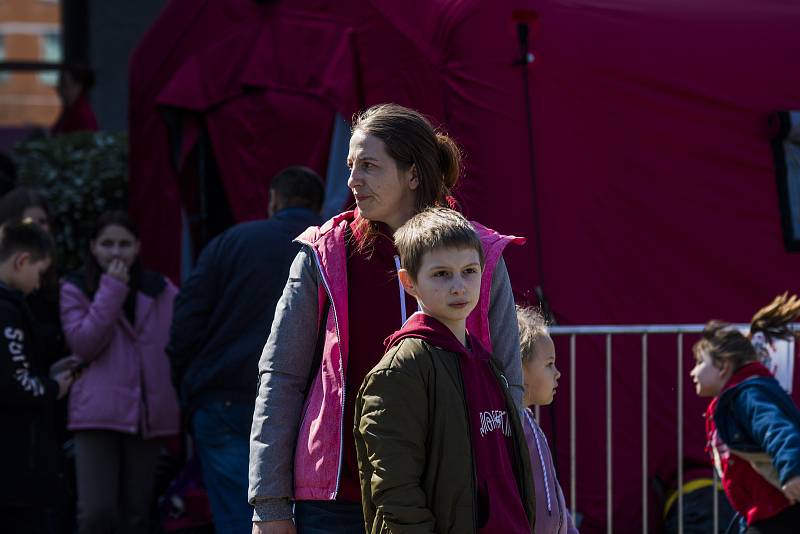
[721,361,773,395]
[384,311,490,361]
[64,268,166,299]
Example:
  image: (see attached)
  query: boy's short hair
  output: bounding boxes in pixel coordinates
[517,305,550,363]
[394,207,484,280]
[0,219,55,263]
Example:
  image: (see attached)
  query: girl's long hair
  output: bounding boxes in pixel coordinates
[693,293,800,371]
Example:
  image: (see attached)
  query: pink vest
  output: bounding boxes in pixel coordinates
[293,210,524,500]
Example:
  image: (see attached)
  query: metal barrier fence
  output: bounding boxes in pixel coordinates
[547,324,738,534]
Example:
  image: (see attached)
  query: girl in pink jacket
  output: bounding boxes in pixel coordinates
[60,211,179,534]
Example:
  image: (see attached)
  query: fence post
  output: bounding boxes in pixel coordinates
[570,334,577,519]
[677,333,684,534]
[606,334,613,534]
[642,334,648,534]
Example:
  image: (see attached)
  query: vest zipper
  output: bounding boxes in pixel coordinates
[308,246,346,499]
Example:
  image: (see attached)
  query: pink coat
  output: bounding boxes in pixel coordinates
[292,210,524,500]
[61,273,180,438]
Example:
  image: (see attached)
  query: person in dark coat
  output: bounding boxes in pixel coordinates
[51,64,99,135]
[0,220,77,534]
[168,166,324,534]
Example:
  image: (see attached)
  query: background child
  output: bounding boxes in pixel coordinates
[354,207,535,533]
[517,306,579,534]
[60,210,180,534]
[690,293,800,534]
[0,220,77,533]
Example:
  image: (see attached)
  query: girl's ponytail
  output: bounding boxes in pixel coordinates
[749,293,800,341]
[435,132,462,192]
[694,293,800,372]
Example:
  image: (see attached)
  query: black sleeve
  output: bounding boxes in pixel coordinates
[167,236,221,390]
[0,303,58,406]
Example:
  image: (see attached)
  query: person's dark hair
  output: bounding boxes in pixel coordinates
[84,211,142,296]
[394,207,483,281]
[269,166,325,213]
[693,293,800,371]
[0,187,52,228]
[352,104,462,247]
[0,152,17,197]
[62,63,95,90]
[0,219,54,263]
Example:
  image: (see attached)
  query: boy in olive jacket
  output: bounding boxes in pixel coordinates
[354,208,535,534]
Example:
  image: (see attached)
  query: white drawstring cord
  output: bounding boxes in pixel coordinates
[524,408,552,513]
[394,255,407,325]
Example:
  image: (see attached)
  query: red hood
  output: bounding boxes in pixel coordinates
[722,361,773,393]
[706,361,773,432]
[383,311,490,360]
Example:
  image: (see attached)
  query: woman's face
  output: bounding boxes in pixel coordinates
[90,224,140,271]
[22,206,50,234]
[346,130,418,230]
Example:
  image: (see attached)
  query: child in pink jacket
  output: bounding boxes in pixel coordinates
[60,211,179,534]
[518,306,579,534]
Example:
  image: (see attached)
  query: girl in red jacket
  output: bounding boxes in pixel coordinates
[690,294,800,534]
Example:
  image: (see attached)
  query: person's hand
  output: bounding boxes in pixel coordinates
[50,355,80,377]
[252,520,296,534]
[106,258,129,284]
[782,475,800,503]
[53,370,74,400]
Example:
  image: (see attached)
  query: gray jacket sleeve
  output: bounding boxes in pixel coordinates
[488,257,524,408]
[249,248,319,522]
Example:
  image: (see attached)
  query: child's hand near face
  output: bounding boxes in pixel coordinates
[52,370,73,400]
[783,476,800,503]
[106,258,129,284]
[49,355,80,376]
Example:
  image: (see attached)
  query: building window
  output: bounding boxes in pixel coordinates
[0,35,8,84]
[39,32,62,85]
[773,111,800,251]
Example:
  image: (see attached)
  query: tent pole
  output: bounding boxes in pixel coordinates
[516,21,553,322]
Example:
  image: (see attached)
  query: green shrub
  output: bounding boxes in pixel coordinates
[14,131,128,272]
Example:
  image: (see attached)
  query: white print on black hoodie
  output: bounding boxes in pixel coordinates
[0,303,55,404]
[5,326,46,397]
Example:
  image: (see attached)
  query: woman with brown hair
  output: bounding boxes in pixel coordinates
[249,104,526,534]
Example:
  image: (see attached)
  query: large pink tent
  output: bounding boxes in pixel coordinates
[129,0,800,531]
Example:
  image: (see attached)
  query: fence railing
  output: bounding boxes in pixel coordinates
[547,324,745,534]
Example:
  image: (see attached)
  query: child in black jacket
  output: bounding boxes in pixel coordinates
[0,220,77,533]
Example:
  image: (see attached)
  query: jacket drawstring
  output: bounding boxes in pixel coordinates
[525,408,552,513]
[394,255,407,325]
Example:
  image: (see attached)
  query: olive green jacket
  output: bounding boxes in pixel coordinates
[354,337,536,533]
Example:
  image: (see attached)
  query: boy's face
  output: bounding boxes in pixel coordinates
[12,254,51,295]
[690,351,730,397]
[523,335,561,406]
[400,247,482,334]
